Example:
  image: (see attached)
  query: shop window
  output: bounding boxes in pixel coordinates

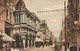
[5,27,10,36]
[16,35,20,48]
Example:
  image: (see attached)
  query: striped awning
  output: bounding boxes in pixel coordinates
[35,37,43,42]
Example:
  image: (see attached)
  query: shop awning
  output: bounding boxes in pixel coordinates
[35,37,43,42]
[0,33,15,41]
[45,40,49,42]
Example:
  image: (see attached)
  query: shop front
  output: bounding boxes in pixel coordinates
[0,32,15,51]
[35,37,43,48]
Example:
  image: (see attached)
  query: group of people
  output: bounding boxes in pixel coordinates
[35,41,44,48]
[35,40,52,48]
[55,42,80,51]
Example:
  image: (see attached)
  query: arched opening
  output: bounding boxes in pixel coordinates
[12,34,23,49]
[25,34,28,48]
[29,33,32,47]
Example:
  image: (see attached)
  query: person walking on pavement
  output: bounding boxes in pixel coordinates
[55,44,57,51]
[79,47,80,51]
[43,42,44,48]
[70,42,77,51]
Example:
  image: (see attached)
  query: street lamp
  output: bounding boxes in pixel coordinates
[64,1,67,51]
[74,21,78,25]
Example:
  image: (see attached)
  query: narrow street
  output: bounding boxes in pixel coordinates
[1,0,80,51]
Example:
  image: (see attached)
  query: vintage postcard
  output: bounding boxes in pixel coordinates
[0,0,79,51]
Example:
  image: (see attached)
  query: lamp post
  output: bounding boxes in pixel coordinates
[64,1,67,51]
[74,21,78,46]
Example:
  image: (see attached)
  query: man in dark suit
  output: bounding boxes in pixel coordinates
[70,43,77,51]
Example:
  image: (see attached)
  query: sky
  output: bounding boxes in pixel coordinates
[23,0,68,38]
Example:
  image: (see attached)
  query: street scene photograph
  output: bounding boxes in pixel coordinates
[0,0,80,51]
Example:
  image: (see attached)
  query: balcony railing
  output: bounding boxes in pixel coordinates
[15,6,25,12]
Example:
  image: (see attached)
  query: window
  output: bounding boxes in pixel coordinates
[14,16,16,23]
[6,9,8,19]
[28,16,30,25]
[24,14,26,23]
[17,16,18,23]
[14,15,18,24]
[30,18,32,26]
[10,12,12,22]
[14,15,21,24]
[16,15,18,23]
[19,15,21,23]
[6,0,10,6]
[5,27,10,36]
[27,15,29,24]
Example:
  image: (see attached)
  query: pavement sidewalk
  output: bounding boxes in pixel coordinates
[24,45,55,51]
[61,46,69,51]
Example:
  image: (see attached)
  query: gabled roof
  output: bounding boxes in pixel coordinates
[31,12,40,22]
[12,0,19,6]
[12,0,25,6]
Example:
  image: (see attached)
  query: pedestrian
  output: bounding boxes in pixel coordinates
[55,42,58,51]
[79,47,80,51]
[43,42,44,48]
[55,44,57,51]
[70,42,77,51]
[35,42,37,48]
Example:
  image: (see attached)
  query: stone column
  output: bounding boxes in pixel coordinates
[27,40,29,48]
[22,36,26,49]
[23,39,25,49]
[21,15,23,23]
[34,41,35,47]
[22,14,25,22]
[31,40,32,47]
[32,40,34,47]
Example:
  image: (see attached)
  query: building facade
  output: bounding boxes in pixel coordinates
[0,0,14,35]
[60,0,80,49]
[37,20,53,46]
[0,0,15,50]
[74,0,80,48]
[66,0,78,45]
[13,0,40,49]
[62,0,80,49]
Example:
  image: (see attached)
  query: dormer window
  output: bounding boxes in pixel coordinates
[6,0,10,6]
